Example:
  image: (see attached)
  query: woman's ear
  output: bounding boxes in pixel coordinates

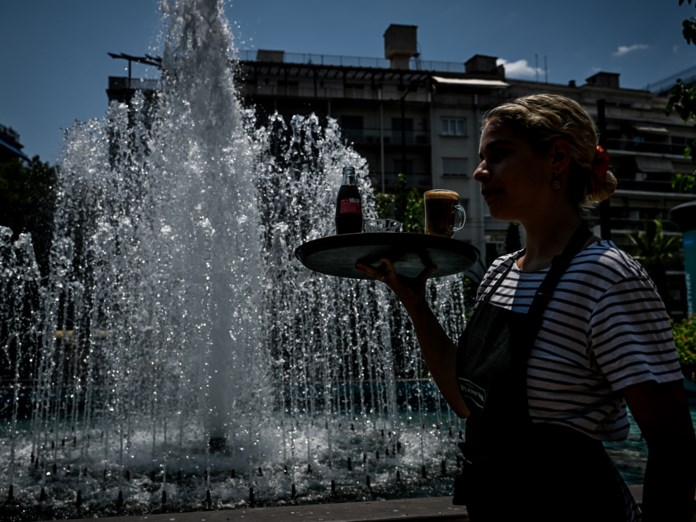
[550,138,572,173]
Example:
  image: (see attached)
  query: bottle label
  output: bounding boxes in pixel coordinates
[338,198,362,215]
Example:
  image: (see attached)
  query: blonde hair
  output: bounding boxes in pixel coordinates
[482,94,617,208]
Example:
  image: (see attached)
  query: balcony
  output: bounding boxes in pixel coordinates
[604,137,687,157]
[341,128,430,146]
[108,76,160,91]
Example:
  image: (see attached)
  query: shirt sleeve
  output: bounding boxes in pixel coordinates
[589,273,683,392]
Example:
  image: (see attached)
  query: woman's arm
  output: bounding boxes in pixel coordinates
[623,379,696,521]
[356,259,470,418]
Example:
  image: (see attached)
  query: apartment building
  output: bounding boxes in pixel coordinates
[107,24,696,314]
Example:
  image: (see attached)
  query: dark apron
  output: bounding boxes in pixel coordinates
[454,225,635,522]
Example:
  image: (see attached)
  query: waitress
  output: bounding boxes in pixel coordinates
[357,94,696,521]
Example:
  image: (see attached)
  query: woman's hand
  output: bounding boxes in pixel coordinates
[355,258,436,312]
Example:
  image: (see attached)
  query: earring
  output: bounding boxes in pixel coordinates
[551,172,561,190]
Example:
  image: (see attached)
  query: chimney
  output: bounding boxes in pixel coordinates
[464,55,504,78]
[384,24,418,69]
[585,72,620,89]
[256,50,285,63]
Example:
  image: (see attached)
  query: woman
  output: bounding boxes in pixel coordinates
[357,94,696,521]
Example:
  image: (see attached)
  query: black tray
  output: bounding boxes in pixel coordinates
[294,233,479,280]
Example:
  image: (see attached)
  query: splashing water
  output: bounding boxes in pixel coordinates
[0,0,476,519]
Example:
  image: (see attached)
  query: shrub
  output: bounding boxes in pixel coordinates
[672,315,696,377]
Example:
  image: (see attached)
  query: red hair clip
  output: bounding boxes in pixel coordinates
[591,145,610,192]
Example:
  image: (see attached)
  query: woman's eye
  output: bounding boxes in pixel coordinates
[485,151,504,163]
[488,148,514,163]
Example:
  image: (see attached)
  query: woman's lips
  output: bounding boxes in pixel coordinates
[481,187,503,202]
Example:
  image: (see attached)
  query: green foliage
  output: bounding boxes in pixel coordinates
[627,218,681,312]
[374,173,424,233]
[665,81,696,191]
[627,218,680,268]
[665,1,696,192]
[681,0,696,43]
[673,171,696,192]
[672,315,696,373]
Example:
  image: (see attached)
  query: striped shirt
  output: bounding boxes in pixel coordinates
[475,240,683,441]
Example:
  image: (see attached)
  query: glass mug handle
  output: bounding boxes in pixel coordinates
[453,204,466,231]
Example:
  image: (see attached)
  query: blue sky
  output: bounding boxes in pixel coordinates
[2,0,695,165]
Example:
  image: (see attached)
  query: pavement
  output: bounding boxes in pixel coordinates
[47,486,646,522]
[60,496,469,522]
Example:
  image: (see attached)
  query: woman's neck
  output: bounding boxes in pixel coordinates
[516,215,582,272]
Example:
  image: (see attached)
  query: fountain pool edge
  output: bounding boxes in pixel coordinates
[39,487,650,522]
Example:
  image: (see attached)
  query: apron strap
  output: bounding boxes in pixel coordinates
[523,222,593,358]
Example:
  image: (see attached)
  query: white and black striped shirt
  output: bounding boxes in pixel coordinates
[475,240,683,441]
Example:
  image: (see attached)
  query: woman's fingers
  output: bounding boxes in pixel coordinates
[355,258,393,283]
[355,261,381,280]
[355,258,436,286]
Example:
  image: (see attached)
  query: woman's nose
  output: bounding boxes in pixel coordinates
[473,160,488,181]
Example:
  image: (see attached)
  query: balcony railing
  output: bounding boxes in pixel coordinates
[237,50,468,74]
[108,76,160,91]
[239,83,431,103]
[341,128,430,146]
[614,178,675,193]
[605,138,687,156]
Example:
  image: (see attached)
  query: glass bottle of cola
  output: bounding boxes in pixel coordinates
[335,166,363,234]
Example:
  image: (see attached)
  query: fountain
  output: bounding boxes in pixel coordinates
[0,0,473,519]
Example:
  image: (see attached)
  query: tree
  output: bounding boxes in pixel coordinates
[627,218,681,312]
[665,0,696,192]
[0,156,56,275]
[681,0,696,44]
[374,173,424,233]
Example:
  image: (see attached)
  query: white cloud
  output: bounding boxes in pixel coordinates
[496,58,543,79]
[613,44,649,57]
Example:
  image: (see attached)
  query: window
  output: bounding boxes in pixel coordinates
[441,117,466,136]
[340,115,364,141]
[442,157,469,177]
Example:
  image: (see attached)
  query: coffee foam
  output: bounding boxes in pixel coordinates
[425,190,458,200]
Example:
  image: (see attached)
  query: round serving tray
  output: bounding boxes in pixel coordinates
[294,232,479,280]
